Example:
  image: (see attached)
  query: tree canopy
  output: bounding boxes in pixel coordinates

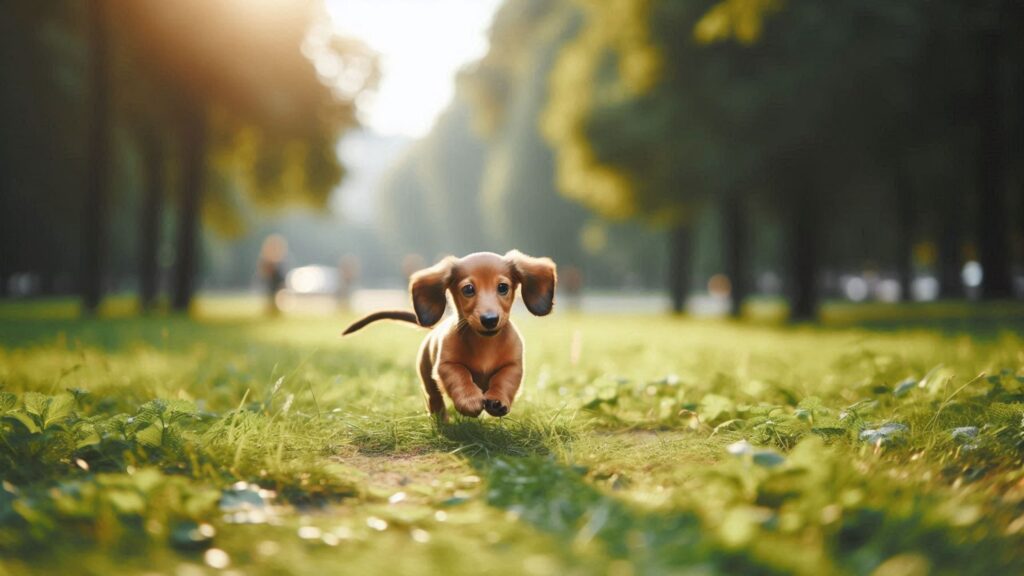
[541,0,1024,317]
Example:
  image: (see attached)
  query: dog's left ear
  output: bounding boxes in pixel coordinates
[505,250,557,316]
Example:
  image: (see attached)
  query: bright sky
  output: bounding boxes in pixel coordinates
[325,0,502,138]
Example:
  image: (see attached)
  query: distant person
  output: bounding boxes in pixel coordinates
[563,265,584,311]
[337,254,361,311]
[258,234,288,316]
[708,273,732,299]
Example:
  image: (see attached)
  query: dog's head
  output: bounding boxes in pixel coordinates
[409,251,557,336]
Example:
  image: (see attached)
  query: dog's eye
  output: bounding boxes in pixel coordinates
[497,282,510,296]
[461,284,476,297]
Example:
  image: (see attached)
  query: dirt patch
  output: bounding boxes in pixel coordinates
[331,449,474,492]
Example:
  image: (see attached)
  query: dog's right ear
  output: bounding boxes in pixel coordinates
[409,257,456,327]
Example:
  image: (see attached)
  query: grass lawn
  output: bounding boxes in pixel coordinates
[1,299,1023,575]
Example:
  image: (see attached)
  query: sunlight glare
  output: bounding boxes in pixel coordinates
[325,0,501,138]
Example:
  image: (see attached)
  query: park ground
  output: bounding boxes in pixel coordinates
[1,298,1024,575]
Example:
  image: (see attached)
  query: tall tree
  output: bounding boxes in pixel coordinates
[137,129,164,312]
[0,1,87,298]
[893,157,915,302]
[544,0,944,320]
[468,2,597,270]
[377,146,442,261]
[113,0,375,311]
[415,89,489,255]
[721,193,748,316]
[172,101,206,311]
[543,0,714,313]
[974,21,1013,299]
[81,0,111,313]
[0,0,374,308]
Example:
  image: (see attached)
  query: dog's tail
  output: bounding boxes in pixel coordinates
[342,310,420,335]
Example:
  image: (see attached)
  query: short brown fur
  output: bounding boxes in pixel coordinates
[343,251,557,420]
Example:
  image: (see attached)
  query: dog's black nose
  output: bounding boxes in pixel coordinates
[480,313,499,329]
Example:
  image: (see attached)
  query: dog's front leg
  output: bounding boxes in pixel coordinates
[437,362,485,417]
[483,363,522,417]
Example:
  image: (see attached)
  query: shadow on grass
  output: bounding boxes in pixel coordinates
[849,316,1024,339]
[468,453,1024,576]
[344,411,782,572]
[469,455,781,575]
[346,411,577,459]
[817,300,1024,338]
[740,298,1024,339]
[0,314,259,350]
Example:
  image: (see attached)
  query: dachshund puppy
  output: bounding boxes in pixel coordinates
[343,251,556,421]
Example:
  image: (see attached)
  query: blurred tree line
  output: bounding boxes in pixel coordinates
[545,0,1024,318]
[3,0,1022,320]
[0,0,375,312]
[379,0,1024,319]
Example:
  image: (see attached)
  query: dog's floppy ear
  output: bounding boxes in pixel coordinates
[409,257,456,326]
[505,250,557,316]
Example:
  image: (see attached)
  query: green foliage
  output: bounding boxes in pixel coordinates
[377,0,668,287]
[0,468,220,553]
[0,391,199,484]
[543,0,924,221]
[694,0,782,45]
[0,0,89,280]
[112,0,376,237]
[537,0,1024,314]
[1,392,99,482]
[0,0,375,297]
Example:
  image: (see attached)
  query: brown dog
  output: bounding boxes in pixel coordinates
[343,251,556,421]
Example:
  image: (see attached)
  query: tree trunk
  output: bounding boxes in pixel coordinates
[667,223,692,314]
[39,272,55,295]
[0,182,8,298]
[172,102,206,312]
[0,187,8,298]
[722,194,748,318]
[976,28,1013,299]
[81,0,111,314]
[139,130,163,312]
[788,180,819,322]
[937,194,964,299]
[1018,29,1024,298]
[1019,190,1024,297]
[894,157,914,302]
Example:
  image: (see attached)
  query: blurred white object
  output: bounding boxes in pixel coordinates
[911,276,939,301]
[841,275,869,302]
[286,265,338,295]
[961,261,983,288]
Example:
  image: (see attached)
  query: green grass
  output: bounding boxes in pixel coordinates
[1,298,1023,574]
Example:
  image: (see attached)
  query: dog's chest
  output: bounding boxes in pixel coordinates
[465,349,502,386]
[437,322,522,391]
[462,338,518,390]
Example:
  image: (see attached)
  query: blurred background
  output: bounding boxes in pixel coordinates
[1,0,1023,321]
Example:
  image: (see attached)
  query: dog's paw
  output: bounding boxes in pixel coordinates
[483,397,509,417]
[454,395,484,417]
